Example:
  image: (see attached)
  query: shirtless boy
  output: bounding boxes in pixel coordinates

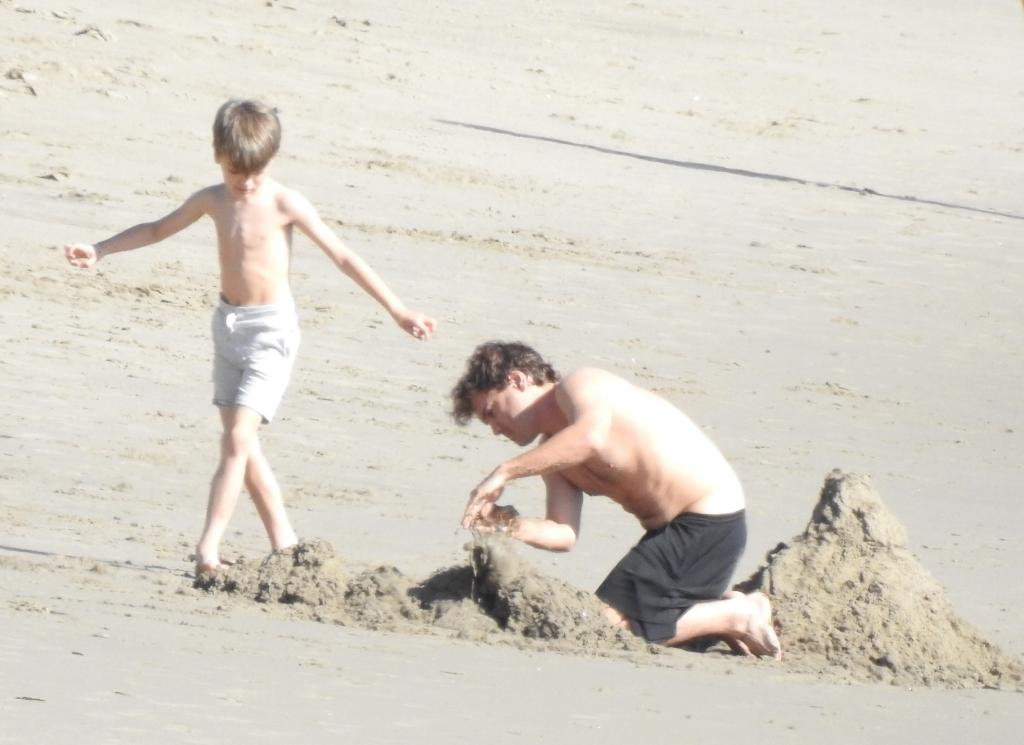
[451,341,780,658]
[66,99,436,574]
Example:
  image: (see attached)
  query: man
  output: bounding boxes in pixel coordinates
[451,341,781,658]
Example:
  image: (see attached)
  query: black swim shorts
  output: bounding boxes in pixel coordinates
[595,510,746,643]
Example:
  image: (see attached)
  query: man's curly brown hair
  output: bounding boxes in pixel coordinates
[450,341,560,425]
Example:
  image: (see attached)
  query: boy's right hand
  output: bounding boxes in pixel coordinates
[65,243,99,268]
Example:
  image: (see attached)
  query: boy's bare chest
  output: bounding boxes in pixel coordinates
[214,209,292,252]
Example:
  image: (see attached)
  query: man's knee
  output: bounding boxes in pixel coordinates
[600,604,633,631]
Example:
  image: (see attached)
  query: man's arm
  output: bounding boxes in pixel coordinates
[471,470,582,551]
[284,190,435,340]
[462,424,597,528]
[510,470,583,551]
[462,376,610,528]
[65,189,209,268]
[462,372,606,511]
[502,417,606,479]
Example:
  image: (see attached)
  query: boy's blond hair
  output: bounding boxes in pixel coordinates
[212,99,281,173]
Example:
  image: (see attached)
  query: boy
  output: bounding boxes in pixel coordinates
[66,99,436,574]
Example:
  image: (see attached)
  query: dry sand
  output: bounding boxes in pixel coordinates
[2,0,1023,743]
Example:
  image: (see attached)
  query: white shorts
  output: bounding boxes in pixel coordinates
[211,295,300,423]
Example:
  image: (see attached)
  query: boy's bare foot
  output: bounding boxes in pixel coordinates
[259,542,300,567]
[192,553,235,575]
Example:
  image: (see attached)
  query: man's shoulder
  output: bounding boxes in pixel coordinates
[558,367,631,410]
[562,367,624,389]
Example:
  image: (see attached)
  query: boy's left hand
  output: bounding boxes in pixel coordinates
[65,243,99,268]
[397,310,436,341]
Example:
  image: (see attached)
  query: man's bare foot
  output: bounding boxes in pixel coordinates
[741,592,783,660]
[600,603,634,632]
[721,591,754,656]
[719,590,782,660]
[724,637,753,656]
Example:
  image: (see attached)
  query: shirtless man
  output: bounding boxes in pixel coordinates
[452,341,780,658]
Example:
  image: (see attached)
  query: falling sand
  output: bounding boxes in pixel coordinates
[196,471,1022,689]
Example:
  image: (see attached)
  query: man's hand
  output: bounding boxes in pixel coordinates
[469,503,520,535]
[65,243,100,268]
[462,467,508,529]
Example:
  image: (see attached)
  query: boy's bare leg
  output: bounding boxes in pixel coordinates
[195,406,262,572]
[244,437,298,551]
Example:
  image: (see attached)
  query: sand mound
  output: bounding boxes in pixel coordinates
[194,471,1020,687]
[196,535,646,655]
[195,539,428,629]
[737,470,1023,689]
[465,539,648,652]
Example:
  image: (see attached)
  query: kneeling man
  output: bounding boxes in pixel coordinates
[451,341,781,658]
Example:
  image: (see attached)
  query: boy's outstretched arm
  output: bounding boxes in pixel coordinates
[284,190,436,340]
[65,190,210,268]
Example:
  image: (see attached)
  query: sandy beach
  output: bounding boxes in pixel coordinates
[2,0,1023,742]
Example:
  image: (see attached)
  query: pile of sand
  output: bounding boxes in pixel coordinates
[737,470,1023,689]
[195,470,1022,688]
[462,539,648,651]
[195,535,646,655]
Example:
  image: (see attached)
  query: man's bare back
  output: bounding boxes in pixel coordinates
[461,366,745,534]
[548,368,745,529]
